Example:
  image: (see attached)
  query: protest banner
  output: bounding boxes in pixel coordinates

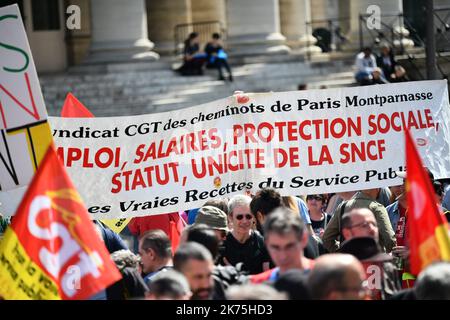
[0,4,53,191]
[59,93,131,233]
[6,80,450,218]
[0,145,121,299]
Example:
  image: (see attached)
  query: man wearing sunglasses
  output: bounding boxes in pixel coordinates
[221,195,272,275]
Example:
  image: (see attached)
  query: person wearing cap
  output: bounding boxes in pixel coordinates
[339,208,402,299]
[322,188,396,254]
[194,205,229,242]
[220,195,271,275]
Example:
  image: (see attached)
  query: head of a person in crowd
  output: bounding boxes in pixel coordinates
[174,242,215,300]
[308,253,367,300]
[111,249,141,273]
[147,270,192,300]
[415,262,450,300]
[263,207,308,273]
[228,195,254,237]
[390,183,405,200]
[194,205,229,242]
[204,198,229,215]
[187,224,220,262]
[298,83,307,90]
[226,284,287,300]
[138,229,172,275]
[363,47,372,58]
[274,269,311,300]
[433,180,445,205]
[380,43,391,56]
[394,65,406,78]
[211,32,221,44]
[179,224,192,245]
[188,32,199,44]
[250,188,283,234]
[341,208,379,241]
[306,194,326,214]
[282,196,300,214]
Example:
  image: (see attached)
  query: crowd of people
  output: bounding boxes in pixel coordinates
[176,32,233,82]
[3,168,448,300]
[354,44,409,86]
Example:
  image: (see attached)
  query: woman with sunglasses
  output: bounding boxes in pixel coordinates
[220,195,272,275]
[306,194,332,239]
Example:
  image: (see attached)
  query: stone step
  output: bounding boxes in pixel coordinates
[43,71,355,108]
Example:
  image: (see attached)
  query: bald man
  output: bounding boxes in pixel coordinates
[308,253,367,300]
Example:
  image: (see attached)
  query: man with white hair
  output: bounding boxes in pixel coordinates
[221,194,271,274]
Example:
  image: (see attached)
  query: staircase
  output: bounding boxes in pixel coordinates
[39,55,357,117]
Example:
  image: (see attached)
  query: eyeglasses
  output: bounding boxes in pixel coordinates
[349,221,377,230]
[236,214,253,221]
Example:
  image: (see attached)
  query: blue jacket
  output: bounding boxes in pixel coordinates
[386,201,400,231]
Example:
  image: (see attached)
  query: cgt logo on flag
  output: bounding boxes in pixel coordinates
[0,145,121,300]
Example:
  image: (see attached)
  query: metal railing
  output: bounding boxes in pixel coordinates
[305,17,351,54]
[174,21,226,56]
[358,10,450,80]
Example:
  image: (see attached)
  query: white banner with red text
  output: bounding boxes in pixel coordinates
[3,80,450,217]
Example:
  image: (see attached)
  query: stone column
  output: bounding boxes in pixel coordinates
[66,0,91,66]
[344,0,414,51]
[191,0,226,27]
[146,0,192,55]
[86,0,158,63]
[226,0,290,56]
[279,0,321,54]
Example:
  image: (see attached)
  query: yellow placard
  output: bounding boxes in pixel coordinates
[100,218,131,234]
[0,228,60,300]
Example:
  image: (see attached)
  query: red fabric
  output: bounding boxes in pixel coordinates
[128,212,184,251]
[250,258,314,284]
[404,129,450,275]
[10,145,121,299]
[60,93,94,118]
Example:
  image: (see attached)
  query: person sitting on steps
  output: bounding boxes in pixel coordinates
[204,33,233,82]
[177,32,206,76]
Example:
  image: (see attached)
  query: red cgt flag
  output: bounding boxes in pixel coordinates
[60,93,94,118]
[405,129,450,275]
[0,145,121,299]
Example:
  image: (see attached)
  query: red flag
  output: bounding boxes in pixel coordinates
[405,129,450,275]
[60,93,94,118]
[0,145,121,299]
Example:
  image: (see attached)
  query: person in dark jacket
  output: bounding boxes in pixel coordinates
[177,32,206,75]
[204,33,233,81]
[376,44,396,82]
[106,250,149,300]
